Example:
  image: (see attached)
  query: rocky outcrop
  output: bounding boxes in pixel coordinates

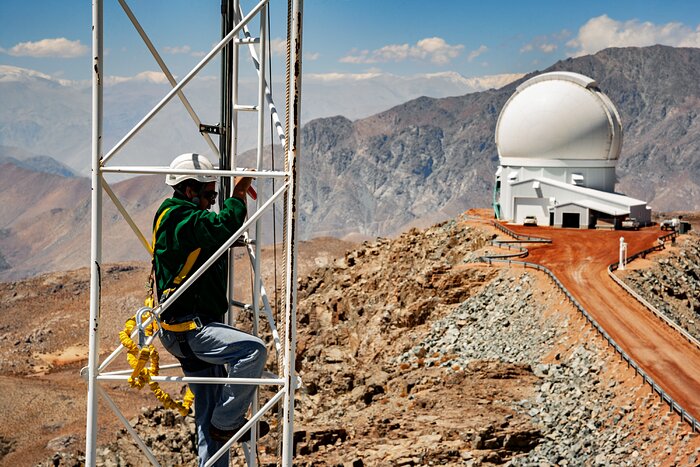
[37,407,197,467]
[396,269,699,465]
[620,231,700,339]
[34,220,700,466]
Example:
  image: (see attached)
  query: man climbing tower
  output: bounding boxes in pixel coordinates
[153,152,268,467]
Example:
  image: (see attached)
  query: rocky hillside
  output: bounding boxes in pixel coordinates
[619,231,700,340]
[287,218,700,466]
[300,46,700,238]
[26,215,700,466]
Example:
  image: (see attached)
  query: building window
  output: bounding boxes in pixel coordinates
[571,173,584,185]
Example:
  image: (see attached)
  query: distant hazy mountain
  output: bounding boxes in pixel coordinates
[0,46,698,280]
[0,162,166,281]
[0,68,91,174]
[0,146,76,177]
[0,65,519,177]
[302,71,523,122]
[298,45,700,238]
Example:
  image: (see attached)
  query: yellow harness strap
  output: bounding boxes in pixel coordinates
[173,248,201,285]
[119,312,194,417]
[151,206,202,288]
[123,204,201,415]
[160,320,200,332]
[149,207,172,255]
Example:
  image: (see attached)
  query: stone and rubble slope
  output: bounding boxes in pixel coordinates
[620,231,700,341]
[3,215,700,466]
[287,216,700,466]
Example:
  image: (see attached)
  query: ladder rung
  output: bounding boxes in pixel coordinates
[234,104,259,112]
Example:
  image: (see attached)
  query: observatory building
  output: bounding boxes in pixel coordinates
[493,71,651,228]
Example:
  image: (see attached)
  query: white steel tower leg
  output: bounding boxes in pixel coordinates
[282,1,303,465]
[228,0,240,325]
[86,0,104,465]
[248,6,267,464]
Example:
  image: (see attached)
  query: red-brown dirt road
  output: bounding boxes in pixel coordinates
[499,224,700,421]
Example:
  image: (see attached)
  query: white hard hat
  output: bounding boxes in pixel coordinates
[165,153,217,186]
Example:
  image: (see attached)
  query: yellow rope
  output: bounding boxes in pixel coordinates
[119,313,194,417]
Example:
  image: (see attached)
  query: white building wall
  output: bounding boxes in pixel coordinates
[513,197,550,225]
[554,204,589,228]
[509,180,584,212]
[565,166,616,191]
[498,164,617,221]
[629,205,652,224]
[507,178,649,226]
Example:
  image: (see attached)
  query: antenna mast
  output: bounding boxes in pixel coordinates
[86,1,303,465]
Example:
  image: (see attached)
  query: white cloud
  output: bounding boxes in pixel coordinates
[340,37,464,65]
[305,72,383,82]
[270,38,287,56]
[304,70,523,91]
[553,30,573,42]
[163,45,208,58]
[163,45,192,55]
[521,31,569,55]
[2,38,88,58]
[468,45,488,62]
[304,52,320,61]
[0,65,81,86]
[567,15,700,56]
[107,71,170,85]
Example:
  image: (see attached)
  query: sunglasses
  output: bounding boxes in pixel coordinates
[201,190,218,202]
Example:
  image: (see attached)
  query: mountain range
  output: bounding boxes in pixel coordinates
[0,45,699,280]
[299,45,700,238]
[0,64,520,176]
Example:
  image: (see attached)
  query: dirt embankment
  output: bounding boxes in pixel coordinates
[619,231,700,339]
[2,213,700,466]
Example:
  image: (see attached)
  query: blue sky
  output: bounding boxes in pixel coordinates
[2,0,700,83]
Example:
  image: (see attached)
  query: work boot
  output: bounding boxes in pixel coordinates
[209,419,270,443]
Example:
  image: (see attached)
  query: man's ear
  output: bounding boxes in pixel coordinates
[186,186,201,204]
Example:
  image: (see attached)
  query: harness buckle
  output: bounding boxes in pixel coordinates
[193,316,203,330]
[135,306,156,349]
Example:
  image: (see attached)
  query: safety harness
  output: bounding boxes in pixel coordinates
[147,206,202,308]
[148,204,215,372]
[119,204,210,415]
[118,310,194,417]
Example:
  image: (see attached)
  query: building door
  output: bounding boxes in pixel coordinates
[562,212,580,228]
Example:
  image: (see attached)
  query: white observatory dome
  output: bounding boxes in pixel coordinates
[495,72,622,164]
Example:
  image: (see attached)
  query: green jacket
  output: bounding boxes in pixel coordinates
[152,194,247,321]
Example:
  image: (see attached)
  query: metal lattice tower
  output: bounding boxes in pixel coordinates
[86,1,303,465]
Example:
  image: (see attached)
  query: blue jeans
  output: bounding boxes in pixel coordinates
[160,322,267,467]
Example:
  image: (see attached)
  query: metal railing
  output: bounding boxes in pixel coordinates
[480,222,699,432]
[483,222,552,260]
[607,230,700,352]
